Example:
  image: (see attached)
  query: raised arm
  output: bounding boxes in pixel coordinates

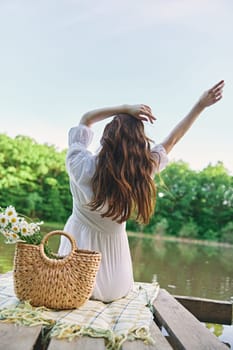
[80,104,155,127]
[162,80,225,154]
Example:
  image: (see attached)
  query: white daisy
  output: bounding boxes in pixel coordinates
[5,206,17,218]
[2,230,12,243]
[9,216,18,225]
[27,226,35,236]
[28,222,43,236]
[0,214,8,228]
[11,224,20,233]
[20,222,29,236]
[4,231,20,243]
[9,232,19,242]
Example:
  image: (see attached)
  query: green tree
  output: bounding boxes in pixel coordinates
[0,133,71,222]
[192,162,233,239]
[140,161,233,242]
[154,161,198,236]
[220,222,233,244]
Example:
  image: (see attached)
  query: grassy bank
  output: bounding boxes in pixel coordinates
[127,231,233,248]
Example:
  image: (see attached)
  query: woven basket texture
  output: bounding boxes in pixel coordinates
[13,230,101,309]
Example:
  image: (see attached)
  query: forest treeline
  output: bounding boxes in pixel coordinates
[1,134,233,243]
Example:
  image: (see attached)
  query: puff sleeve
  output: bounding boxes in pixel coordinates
[66,124,94,181]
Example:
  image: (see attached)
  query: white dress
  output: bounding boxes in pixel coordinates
[58,124,168,302]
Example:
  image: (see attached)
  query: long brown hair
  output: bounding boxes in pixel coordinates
[88,114,157,224]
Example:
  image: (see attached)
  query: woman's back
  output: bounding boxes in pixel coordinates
[59,122,168,301]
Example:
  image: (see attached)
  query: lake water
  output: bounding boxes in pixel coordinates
[0,233,232,347]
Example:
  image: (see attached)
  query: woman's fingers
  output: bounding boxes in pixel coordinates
[209,81,224,102]
[142,104,152,113]
[139,104,156,123]
[199,80,225,107]
[200,80,224,107]
[128,104,156,123]
[212,84,224,96]
[211,80,225,91]
[209,81,224,104]
[138,115,156,123]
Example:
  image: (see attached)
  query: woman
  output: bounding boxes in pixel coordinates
[59,80,224,302]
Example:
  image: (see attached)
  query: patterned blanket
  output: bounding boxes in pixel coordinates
[0,272,159,349]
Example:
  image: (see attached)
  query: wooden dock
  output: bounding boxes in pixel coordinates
[0,288,231,350]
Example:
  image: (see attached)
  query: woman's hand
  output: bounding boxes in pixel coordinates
[125,104,156,123]
[198,80,225,109]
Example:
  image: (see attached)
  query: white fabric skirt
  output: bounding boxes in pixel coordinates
[58,216,134,302]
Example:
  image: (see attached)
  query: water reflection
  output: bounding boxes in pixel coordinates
[128,235,233,348]
[129,236,233,301]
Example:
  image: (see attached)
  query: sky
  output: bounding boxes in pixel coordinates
[0,0,232,173]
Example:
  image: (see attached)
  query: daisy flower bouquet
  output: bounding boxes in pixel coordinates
[0,205,43,245]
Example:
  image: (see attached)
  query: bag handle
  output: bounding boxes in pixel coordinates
[39,230,77,264]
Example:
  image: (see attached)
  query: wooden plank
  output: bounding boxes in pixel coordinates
[122,322,172,350]
[0,323,42,350]
[48,336,105,350]
[174,295,232,325]
[153,289,228,350]
[48,323,172,350]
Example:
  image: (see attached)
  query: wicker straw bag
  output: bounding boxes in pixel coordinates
[13,230,102,309]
